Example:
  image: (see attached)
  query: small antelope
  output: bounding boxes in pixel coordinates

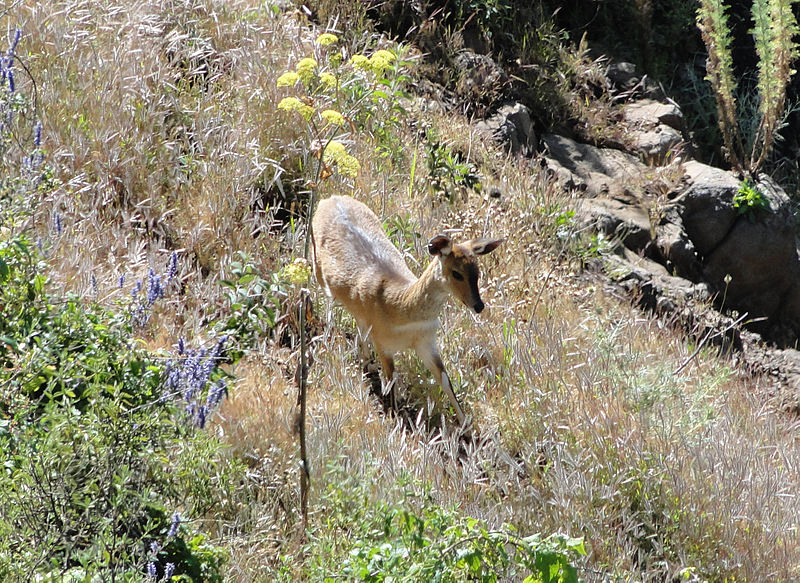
[311,195,503,425]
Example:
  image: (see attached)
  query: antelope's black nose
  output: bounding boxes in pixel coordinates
[474,301,485,313]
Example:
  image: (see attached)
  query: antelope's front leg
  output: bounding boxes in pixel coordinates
[418,343,466,425]
[377,350,397,413]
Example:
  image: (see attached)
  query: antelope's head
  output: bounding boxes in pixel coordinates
[428,234,504,314]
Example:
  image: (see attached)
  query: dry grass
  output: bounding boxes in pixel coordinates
[9,0,800,580]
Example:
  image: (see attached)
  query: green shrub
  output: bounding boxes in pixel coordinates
[0,233,234,580]
[302,468,586,582]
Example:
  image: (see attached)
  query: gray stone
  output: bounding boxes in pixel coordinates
[624,99,685,131]
[678,160,741,255]
[607,62,639,91]
[542,134,647,197]
[476,102,536,156]
[454,49,508,102]
[630,125,683,161]
[575,197,651,251]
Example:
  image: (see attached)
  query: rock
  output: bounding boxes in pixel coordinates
[630,125,684,162]
[476,102,536,156]
[700,174,800,322]
[624,99,685,132]
[607,62,639,92]
[575,198,651,251]
[453,49,508,108]
[623,99,685,162]
[542,134,648,197]
[653,219,702,280]
[678,161,741,255]
[606,61,663,98]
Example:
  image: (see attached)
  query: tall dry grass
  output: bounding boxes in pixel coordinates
[7,0,800,580]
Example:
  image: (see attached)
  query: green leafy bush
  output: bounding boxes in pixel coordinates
[0,234,233,580]
[305,469,586,583]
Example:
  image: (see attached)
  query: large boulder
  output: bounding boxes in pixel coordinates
[684,169,800,332]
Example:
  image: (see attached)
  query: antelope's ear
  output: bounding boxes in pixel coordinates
[470,238,505,256]
[427,234,452,256]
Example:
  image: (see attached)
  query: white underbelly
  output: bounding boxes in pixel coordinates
[373,319,438,354]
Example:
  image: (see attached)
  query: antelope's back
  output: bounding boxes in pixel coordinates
[312,196,414,304]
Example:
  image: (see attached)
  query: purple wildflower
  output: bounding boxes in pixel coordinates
[147,268,164,304]
[9,29,21,55]
[167,251,178,283]
[167,512,180,538]
[207,380,226,408]
[147,561,157,580]
[8,69,13,92]
[196,404,207,428]
[118,273,125,289]
[132,279,142,298]
[34,120,42,147]
[53,212,62,235]
[164,563,175,579]
[177,336,185,356]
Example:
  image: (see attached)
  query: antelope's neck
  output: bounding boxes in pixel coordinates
[397,259,448,320]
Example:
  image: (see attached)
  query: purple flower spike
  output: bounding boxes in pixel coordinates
[167,512,180,538]
[167,251,178,283]
[10,29,21,54]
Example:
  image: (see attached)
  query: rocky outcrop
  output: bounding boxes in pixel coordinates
[541,125,800,347]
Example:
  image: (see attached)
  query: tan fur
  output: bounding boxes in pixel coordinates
[312,195,503,425]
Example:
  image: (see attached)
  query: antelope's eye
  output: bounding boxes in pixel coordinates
[451,270,464,281]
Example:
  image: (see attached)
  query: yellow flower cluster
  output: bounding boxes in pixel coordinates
[296,57,318,85]
[321,109,345,127]
[276,71,299,87]
[277,97,314,120]
[323,141,360,178]
[316,33,338,46]
[280,257,312,285]
[369,49,396,74]
[349,49,397,75]
[319,72,336,88]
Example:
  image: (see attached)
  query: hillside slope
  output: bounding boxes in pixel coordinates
[2,1,800,581]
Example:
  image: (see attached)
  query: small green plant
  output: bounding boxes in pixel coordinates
[733,180,770,216]
[425,131,482,200]
[337,499,584,582]
[217,250,285,359]
[697,0,799,175]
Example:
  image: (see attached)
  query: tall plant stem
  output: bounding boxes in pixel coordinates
[297,140,329,532]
